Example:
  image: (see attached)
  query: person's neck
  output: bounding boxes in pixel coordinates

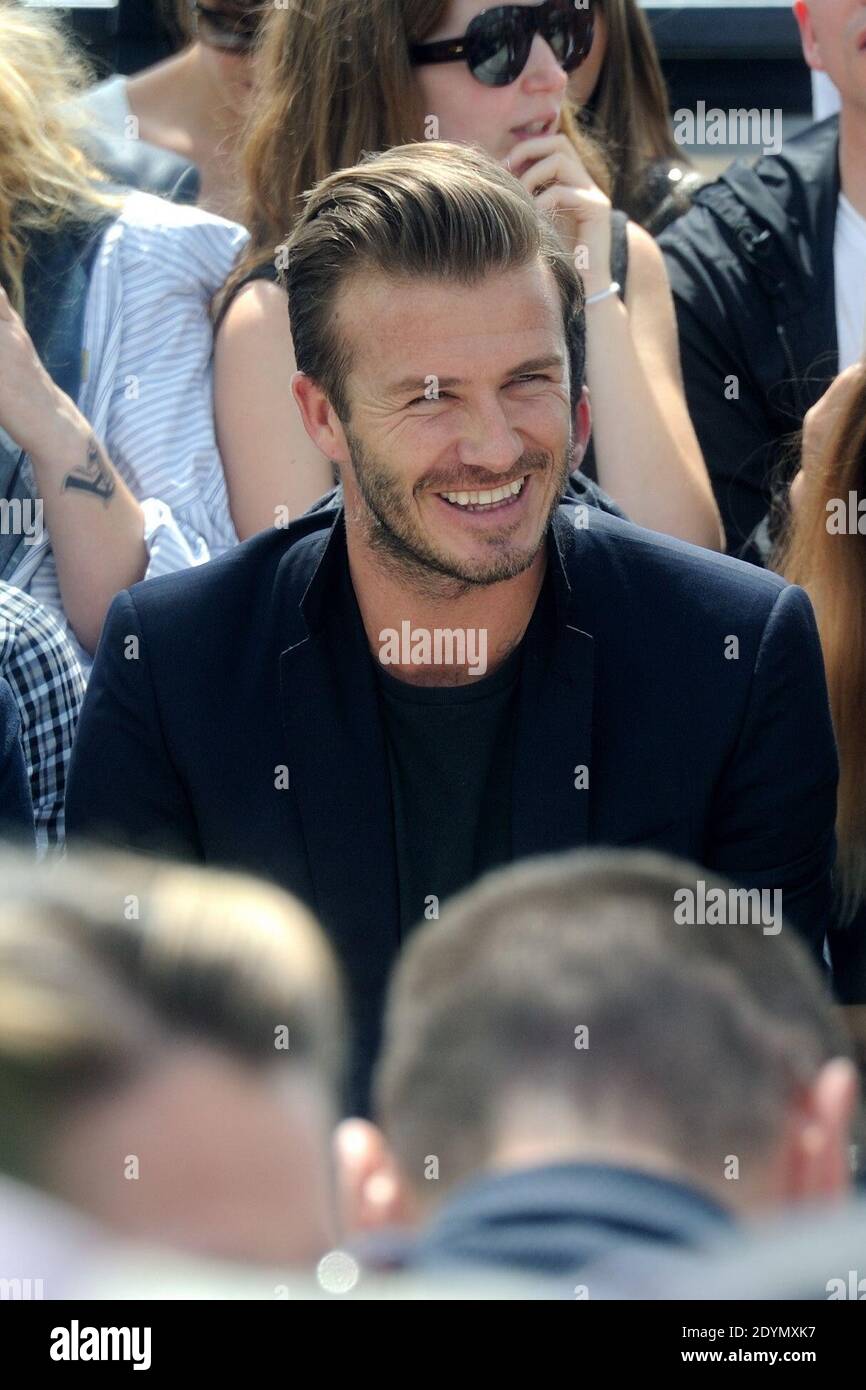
[346,524,547,688]
[483,1089,736,1209]
[489,1135,710,1189]
[182,45,246,137]
[135,45,244,141]
[838,104,866,218]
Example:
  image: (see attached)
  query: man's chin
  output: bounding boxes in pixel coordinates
[428,536,543,588]
[424,497,555,585]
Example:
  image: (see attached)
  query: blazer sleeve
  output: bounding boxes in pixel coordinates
[704,582,838,970]
[65,589,201,861]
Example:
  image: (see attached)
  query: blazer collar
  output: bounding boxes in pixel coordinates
[277,504,594,933]
[512,508,594,861]
[414,1162,734,1278]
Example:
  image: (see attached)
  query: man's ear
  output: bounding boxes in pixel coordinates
[793,2,822,71]
[782,1058,859,1203]
[570,385,592,471]
[334,1118,421,1237]
[291,372,350,465]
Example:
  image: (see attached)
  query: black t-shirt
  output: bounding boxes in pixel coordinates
[374,645,523,938]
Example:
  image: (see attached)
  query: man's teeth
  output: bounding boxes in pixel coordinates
[440,478,525,508]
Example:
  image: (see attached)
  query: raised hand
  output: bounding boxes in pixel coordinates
[504,132,613,293]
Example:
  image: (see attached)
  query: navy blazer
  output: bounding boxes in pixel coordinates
[66,500,840,1106]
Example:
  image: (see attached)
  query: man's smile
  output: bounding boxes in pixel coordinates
[428,473,535,528]
[435,475,527,511]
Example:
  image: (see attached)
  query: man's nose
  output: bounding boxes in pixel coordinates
[455,400,525,473]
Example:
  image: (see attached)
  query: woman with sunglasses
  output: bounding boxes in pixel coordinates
[214,0,721,551]
[77,0,264,219]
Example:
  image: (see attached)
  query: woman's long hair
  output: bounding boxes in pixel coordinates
[163,0,195,48]
[0,3,121,314]
[580,0,682,220]
[775,365,866,923]
[220,0,611,310]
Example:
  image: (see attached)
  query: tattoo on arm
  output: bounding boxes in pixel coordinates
[62,435,116,506]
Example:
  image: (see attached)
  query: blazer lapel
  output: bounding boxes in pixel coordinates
[512,511,595,861]
[278,516,401,1001]
[278,506,595,969]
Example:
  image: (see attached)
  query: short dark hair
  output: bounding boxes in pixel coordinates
[284,141,586,421]
[375,850,846,1194]
[0,852,344,1186]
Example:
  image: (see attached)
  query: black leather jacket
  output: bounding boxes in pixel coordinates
[660,118,840,562]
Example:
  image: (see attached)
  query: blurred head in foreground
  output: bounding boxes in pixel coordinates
[342,851,857,1268]
[0,851,343,1265]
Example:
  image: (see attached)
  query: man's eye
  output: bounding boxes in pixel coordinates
[511,373,547,385]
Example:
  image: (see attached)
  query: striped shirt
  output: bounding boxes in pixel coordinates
[9,191,249,668]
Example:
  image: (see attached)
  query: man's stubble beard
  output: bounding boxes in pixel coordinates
[343,425,574,601]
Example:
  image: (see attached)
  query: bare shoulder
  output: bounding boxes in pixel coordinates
[624,220,679,356]
[217,278,292,338]
[625,221,670,299]
[215,278,296,366]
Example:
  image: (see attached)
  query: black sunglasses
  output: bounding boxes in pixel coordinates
[189,1,263,54]
[409,0,595,88]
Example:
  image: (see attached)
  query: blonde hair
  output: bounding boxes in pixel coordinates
[0,850,344,1183]
[220,0,611,312]
[0,2,121,314]
[775,364,866,923]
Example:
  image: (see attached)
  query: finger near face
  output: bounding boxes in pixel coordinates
[505,132,574,179]
[515,150,573,194]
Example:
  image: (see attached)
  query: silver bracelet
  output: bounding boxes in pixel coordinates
[584,281,621,307]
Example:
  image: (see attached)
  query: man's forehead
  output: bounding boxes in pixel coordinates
[338,264,566,377]
[342,261,561,314]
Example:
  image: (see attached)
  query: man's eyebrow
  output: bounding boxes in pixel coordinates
[386,354,566,396]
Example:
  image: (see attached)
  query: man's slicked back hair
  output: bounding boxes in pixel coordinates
[284,141,586,420]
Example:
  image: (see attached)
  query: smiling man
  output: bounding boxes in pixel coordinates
[66,142,842,1108]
